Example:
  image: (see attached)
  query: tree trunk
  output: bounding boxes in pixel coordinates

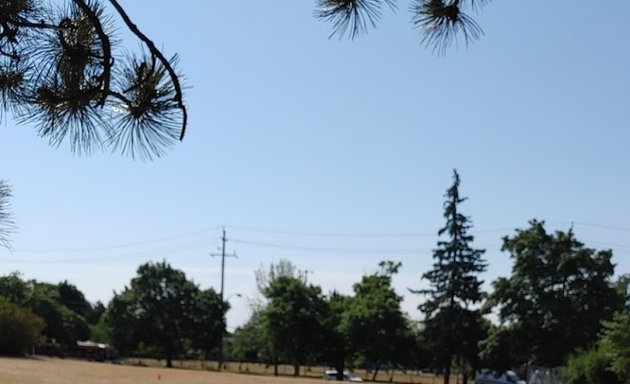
[293,360,300,377]
[372,362,382,382]
[462,370,468,384]
[273,356,279,376]
[443,364,450,384]
[335,358,345,381]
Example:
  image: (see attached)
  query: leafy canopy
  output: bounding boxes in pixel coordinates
[342,261,410,377]
[602,312,630,383]
[0,297,45,355]
[485,220,624,367]
[262,275,328,373]
[105,261,223,367]
[0,272,98,346]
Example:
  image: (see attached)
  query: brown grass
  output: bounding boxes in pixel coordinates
[124,358,446,383]
[0,357,456,384]
[0,357,322,384]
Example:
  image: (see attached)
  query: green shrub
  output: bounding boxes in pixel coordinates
[602,312,630,384]
[0,298,45,355]
[563,343,619,384]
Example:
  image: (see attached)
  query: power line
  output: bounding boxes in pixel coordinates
[11,227,221,254]
[230,238,432,255]
[5,221,628,260]
[226,223,574,238]
[573,221,630,233]
[0,239,211,264]
[226,225,435,238]
[582,239,630,251]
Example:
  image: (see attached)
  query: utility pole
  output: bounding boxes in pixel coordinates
[210,227,237,371]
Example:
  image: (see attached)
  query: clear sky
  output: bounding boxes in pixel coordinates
[1,1,629,330]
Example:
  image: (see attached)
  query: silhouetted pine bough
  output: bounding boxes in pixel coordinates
[0,0,187,160]
[315,0,490,54]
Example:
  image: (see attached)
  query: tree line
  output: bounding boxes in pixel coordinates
[1,170,629,383]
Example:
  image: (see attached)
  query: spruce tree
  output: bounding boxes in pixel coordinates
[414,169,487,384]
[0,180,15,249]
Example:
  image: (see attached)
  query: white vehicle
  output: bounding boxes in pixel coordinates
[475,369,526,384]
[323,369,363,382]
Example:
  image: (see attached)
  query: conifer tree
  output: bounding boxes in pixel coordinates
[413,169,487,384]
[0,180,14,249]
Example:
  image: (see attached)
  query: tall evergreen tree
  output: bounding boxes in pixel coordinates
[413,169,487,384]
[0,181,14,249]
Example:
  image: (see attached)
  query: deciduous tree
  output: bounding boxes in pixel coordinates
[232,310,273,364]
[0,273,92,347]
[106,261,224,367]
[602,312,630,383]
[485,220,624,368]
[262,275,328,376]
[320,291,352,381]
[343,261,410,381]
[190,288,225,362]
[563,343,619,384]
[0,297,44,355]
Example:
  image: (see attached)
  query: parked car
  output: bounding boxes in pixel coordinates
[323,369,363,382]
[475,369,526,384]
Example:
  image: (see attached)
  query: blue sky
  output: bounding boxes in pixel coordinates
[1,1,629,329]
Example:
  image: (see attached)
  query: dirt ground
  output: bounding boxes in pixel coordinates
[0,357,326,384]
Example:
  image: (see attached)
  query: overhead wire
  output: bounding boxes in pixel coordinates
[3,221,629,264]
[226,225,436,238]
[230,238,428,255]
[10,226,221,254]
[225,224,561,238]
[572,221,630,233]
[0,238,212,264]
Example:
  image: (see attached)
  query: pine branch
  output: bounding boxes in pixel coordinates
[71,0,112,107]
[315,0,397,39]
[109,0,187,141]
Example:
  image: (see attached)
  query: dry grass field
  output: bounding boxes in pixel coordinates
[0,357,453,384]
[125,359,448,384]
[0,357,324,384]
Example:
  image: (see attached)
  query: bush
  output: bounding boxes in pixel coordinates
[602,312,630,384]
[0,298,45,355]
[563,344,619,384]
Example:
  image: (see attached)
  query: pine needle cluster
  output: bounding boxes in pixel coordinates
[315,0,490,53]
[0,0,187,160]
